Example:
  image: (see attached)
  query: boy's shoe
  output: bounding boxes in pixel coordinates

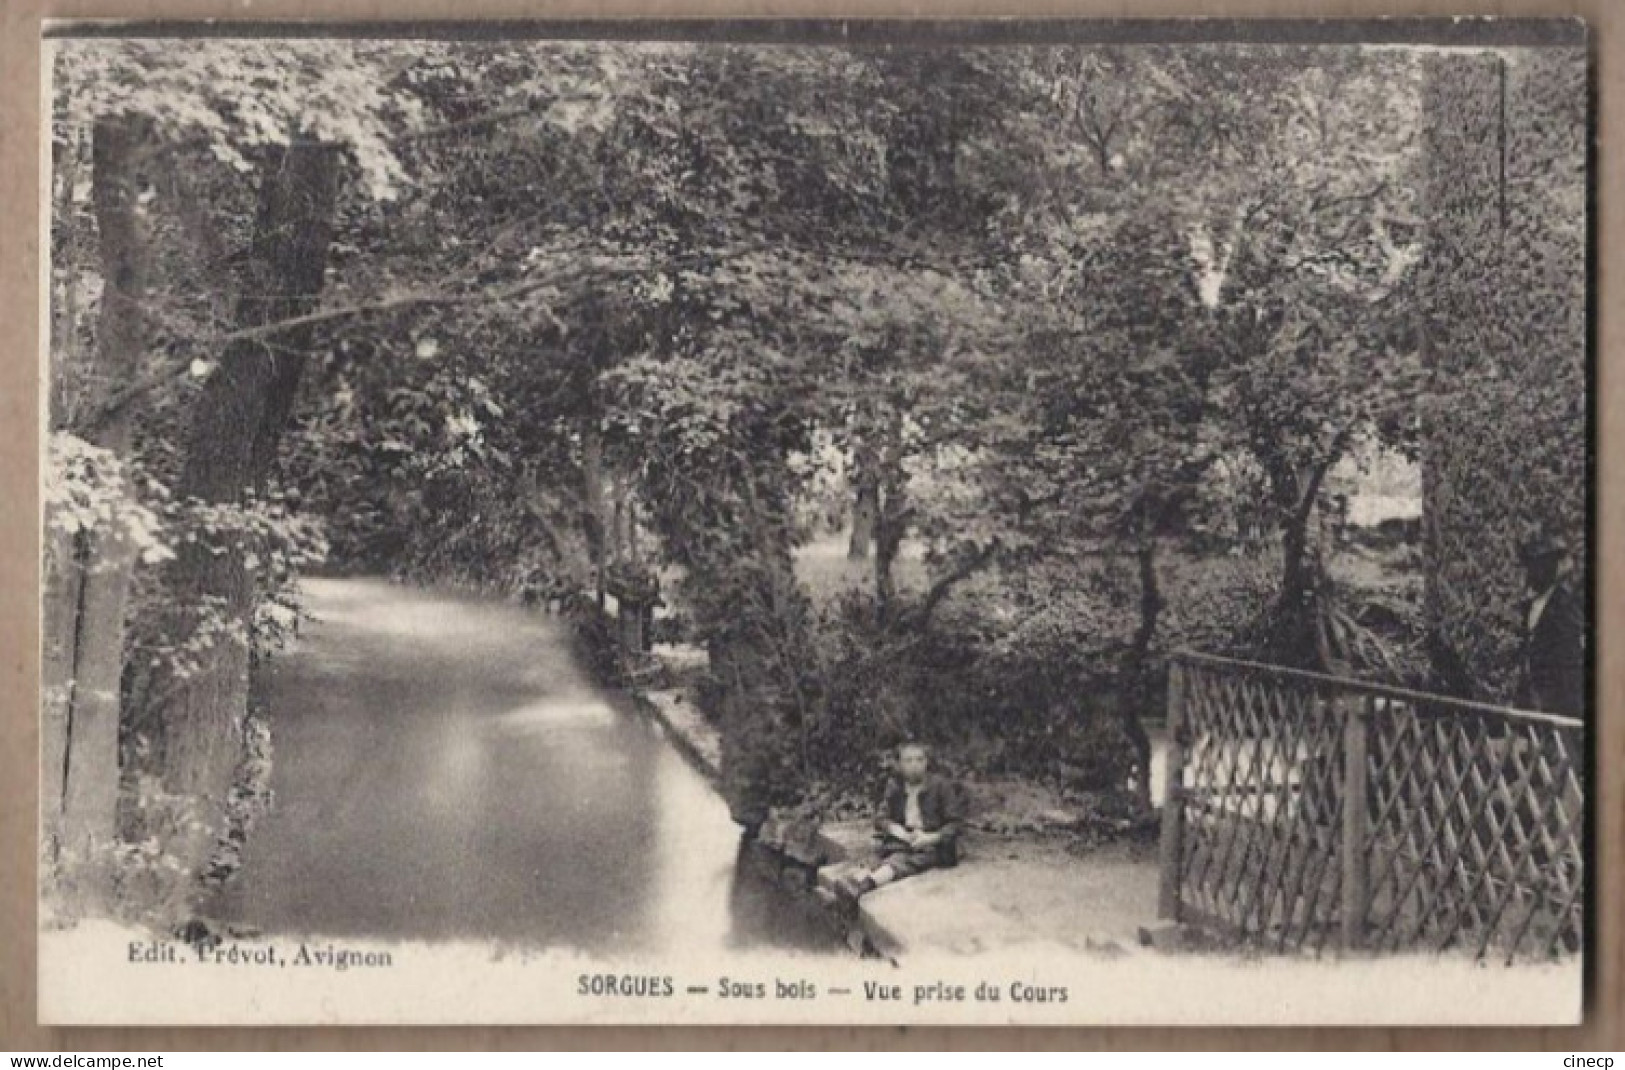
[830,868,875,902]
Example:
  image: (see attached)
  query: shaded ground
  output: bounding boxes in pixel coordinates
[212,577,840,956]
[805,816,1159,960]
[857,839,1159,959]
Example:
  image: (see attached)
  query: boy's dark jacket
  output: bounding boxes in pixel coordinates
[874,775,967,866]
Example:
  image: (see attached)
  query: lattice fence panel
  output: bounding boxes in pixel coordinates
[1175,661,1346,951]
[1363,698,1584,962]
[1163,653,1584,963]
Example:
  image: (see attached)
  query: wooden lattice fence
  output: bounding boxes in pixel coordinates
[1157,652,1584,963]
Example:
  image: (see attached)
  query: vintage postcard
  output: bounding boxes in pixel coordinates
[36,19,1590,1026]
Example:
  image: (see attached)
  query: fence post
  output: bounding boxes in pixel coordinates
[1157,659,1188,921]
[1339,692,1372,950]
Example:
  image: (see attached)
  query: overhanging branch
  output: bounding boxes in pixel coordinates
[906,541,999,631]
[75,232,1000,435]
[76,256,647,433]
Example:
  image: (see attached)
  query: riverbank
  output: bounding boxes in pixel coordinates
[627,665,1162,962]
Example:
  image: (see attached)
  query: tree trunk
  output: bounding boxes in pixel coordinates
[609,472,627,567]
[1121,537,1162,810]
[152,140,341,815]
[874,519,900,627]
[581,421,607,610]
[872,419,909,627]
[40,531,79,855]
[42,117,153,869]
[625,494,641,569]
[44,530,135,870]
[49,127,90,428]
[847,443,878,559]
[61,528,138,850]
[1271,457,1336,670]
[1279,516,1309,605]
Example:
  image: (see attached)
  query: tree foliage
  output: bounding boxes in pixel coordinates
[42,37,1584,900]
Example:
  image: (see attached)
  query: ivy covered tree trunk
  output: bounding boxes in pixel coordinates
[149,140,340,822]
[636,409,816,829]
[707,544,813,830]
[42,116,153,869]
[1418,50,1587,702]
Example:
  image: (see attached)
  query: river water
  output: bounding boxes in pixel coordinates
[213,577,841,957]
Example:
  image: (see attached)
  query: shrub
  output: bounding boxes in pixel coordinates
[801,556,1145,792]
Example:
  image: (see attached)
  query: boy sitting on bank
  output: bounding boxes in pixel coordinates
[839,742,966,899]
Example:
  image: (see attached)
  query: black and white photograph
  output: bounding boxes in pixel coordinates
[36,19,1590,1026]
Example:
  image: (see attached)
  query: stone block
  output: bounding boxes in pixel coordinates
[778,864,812,893]
[778,817,827,868]
[815,820,878,866]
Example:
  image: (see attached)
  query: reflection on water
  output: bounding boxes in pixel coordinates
[214,577,842,956]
